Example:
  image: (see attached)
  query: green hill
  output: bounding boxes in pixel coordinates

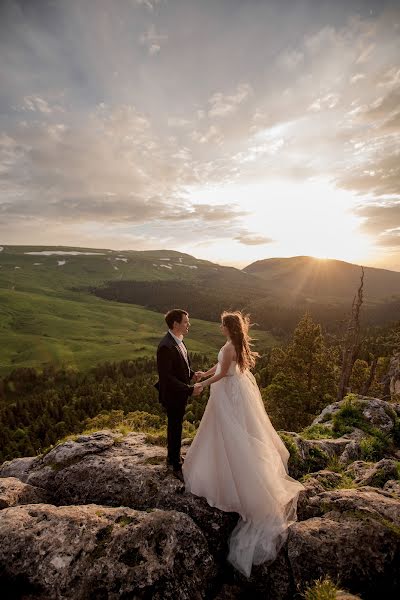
[0,245,275,375]
[244,256,400,304]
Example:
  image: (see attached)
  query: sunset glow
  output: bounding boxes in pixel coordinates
[0,0,399,270]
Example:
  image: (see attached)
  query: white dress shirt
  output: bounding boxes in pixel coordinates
[168,330,190,374]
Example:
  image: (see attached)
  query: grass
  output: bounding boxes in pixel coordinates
[0,247,276,375]
[301,424,339,440]
[303,576,349,600]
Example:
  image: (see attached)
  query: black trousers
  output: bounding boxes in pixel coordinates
[166,402,186,467]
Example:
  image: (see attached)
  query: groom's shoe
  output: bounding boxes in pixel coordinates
[166,456,184,467]
[172,466,184,482]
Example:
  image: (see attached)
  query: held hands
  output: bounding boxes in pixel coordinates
[193,371,205,382]
[193,382,203,396]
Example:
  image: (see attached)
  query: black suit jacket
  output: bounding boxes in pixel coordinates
[155,332,195,409]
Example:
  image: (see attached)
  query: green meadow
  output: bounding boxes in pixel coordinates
[0,246,276,375]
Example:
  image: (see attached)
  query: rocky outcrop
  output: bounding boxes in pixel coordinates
[345,459,399,487]
[0,431,237,561]
[1,397,400,599]
[0,476,49,508]
[313,395,400,433]
[0,503,215,600]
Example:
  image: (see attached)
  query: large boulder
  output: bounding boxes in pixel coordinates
[0,431,237,560]
[312,396,400,434]
[345,459,399,488]
[0,503,216,600]
[287,488,400,600]
[0,476,48,508]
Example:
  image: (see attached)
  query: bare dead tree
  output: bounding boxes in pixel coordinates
[337,267,364,400]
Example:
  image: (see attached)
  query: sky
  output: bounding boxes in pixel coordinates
[0,0,399,270]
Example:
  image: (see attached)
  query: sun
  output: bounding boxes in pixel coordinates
[185,179,375,266]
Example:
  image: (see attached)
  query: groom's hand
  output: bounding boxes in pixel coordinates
[193,383,203,396]
[193,371,205,382]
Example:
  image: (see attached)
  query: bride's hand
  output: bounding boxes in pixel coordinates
[194,371,205,381]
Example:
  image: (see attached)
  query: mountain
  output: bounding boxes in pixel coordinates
[243,256,400,304]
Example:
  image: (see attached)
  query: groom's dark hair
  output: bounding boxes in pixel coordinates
[165,308,188,329]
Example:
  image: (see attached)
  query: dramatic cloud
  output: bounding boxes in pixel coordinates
[356,201,400,237]
[0,0,399,268]
[235,234,274,246]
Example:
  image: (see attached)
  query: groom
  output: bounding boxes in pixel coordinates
[155,308,202,480]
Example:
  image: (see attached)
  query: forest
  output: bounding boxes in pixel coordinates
[92,278,400,337]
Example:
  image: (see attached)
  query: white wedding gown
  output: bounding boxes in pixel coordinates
[182,346,305,578]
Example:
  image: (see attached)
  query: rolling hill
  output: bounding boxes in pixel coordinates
[1,245,400,375]
[243,256,400,304]
[0,245,275,374]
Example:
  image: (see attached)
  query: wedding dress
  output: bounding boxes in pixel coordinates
[182,345,305,578]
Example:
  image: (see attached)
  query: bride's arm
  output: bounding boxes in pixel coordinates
[201,346,235,388]
[195,363,217,380]
[204,364,218,377]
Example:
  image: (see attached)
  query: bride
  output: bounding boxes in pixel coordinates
[182,311,305,578]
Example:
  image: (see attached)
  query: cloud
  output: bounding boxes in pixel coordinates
[356,201,400,237]
[377,229,400,248]
[235,234,274,246]
[1,0,400,262]
[208,83,253,118]
[18,95,64,114]
[139,24,167,55]
[167,117,191,127]
[191,204,248,221]
[339,152,400,196]
[191,125,223,145]
[355,201,400,255]
[133,0,161,12]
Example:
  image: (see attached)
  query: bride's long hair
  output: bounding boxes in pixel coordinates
[221,311,259,372]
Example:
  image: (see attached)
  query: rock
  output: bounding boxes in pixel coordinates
[283,432,354,478]
[244,549,294,600]
[0,477,48,509]
[0,455,36,482]
[347,458,399,488]
[1,394,400,600]
[339,440,363,464]
[297,471,345,521]
[384,480,400,497]
[0,431,237,560]
[0,503,216,600]
[300,487,400,525]
[344,460,372,481]
[286,488,400,599]
[41,430,116,467]
[312,396,400,435]
[361,398,398,433]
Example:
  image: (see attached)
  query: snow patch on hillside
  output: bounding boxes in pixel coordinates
[174,264,198,269]
[57,260,66,266]
[160,264,172,269]
[25,251,106,256]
